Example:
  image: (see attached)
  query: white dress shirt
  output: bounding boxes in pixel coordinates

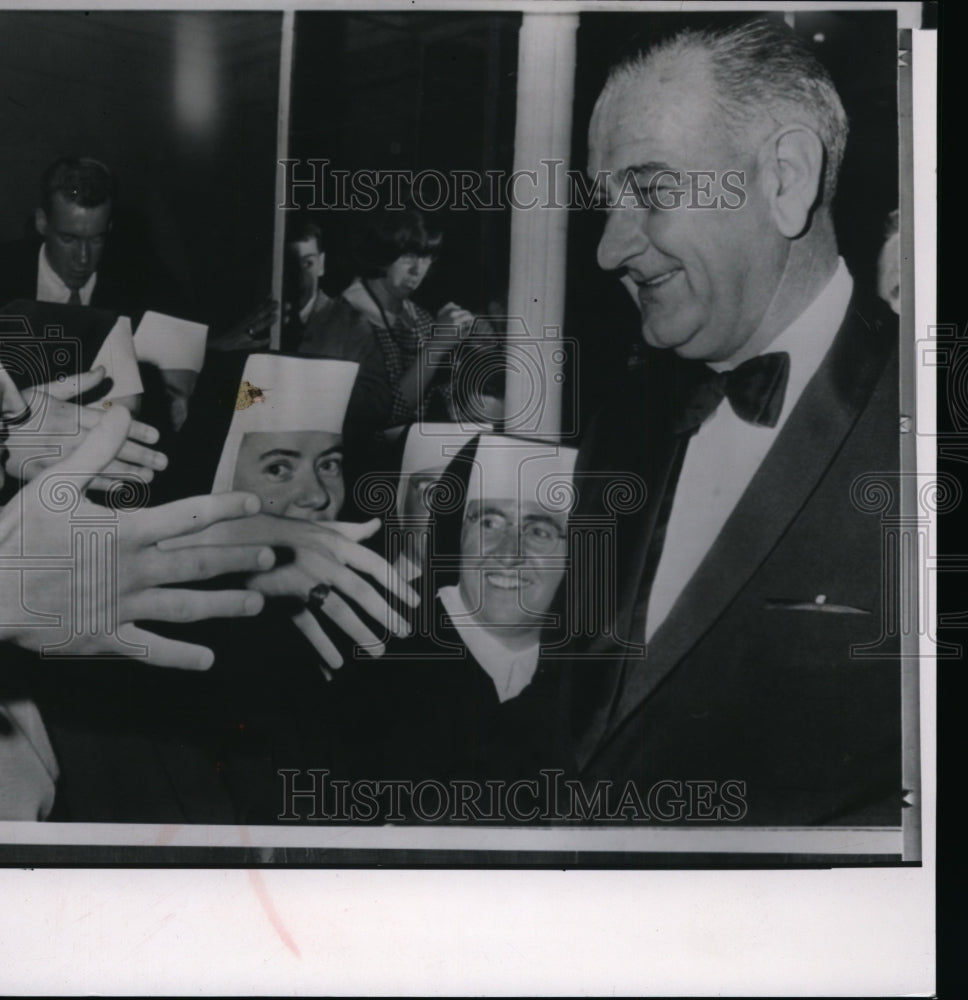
[36,245,97,305]
[645,259,854,642]
[438,584,540,702]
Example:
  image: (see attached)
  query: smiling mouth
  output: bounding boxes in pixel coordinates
[637,268,681,291]
[485,572,532,590]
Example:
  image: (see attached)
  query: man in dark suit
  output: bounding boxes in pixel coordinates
[521,18,903,827]
[0,157,157,320]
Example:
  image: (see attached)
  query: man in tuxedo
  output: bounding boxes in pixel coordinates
[527,18,903,826]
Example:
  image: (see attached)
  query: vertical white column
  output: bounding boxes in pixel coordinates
[504,13,578,441]
[270,9,296,352]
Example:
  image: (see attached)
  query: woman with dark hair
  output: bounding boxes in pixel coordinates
[298,207,477,433]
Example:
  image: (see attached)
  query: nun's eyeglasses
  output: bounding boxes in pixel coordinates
[465,510,567,555]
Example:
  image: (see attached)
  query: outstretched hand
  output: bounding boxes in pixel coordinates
[1,405,277,669]
[4,366,167,489]
[157,513,420,669]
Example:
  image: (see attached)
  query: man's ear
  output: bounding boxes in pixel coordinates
[757,125,825,238]
[34,207,48,238]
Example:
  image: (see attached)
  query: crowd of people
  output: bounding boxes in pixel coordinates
[0,17,906,829]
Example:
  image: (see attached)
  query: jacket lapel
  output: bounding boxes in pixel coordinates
[580,299,896,766]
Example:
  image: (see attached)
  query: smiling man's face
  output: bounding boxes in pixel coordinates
[588,55,789,364]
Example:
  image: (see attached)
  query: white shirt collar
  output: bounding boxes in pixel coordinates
[36,244,97,305]
[437,584,540,703]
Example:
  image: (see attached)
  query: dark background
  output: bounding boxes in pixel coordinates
[0,10,282,333]
[0,9,899,428]
[287,10,520,316]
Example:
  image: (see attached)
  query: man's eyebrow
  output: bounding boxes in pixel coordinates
[258,448,302,460]
[315,445,343,459]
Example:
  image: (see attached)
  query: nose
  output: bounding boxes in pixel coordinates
[76,240,91,267]
[486,525,525,566]
[291,471,331,514]
[597,207,648,272]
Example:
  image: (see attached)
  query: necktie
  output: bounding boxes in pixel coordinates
[675,351,790,434]
[67,289,81,306]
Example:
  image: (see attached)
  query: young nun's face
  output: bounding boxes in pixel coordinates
[459,498,568,630]
[232,430,344,522]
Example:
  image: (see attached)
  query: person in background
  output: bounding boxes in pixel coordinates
[280,216,331,352]
[298,207,478,433]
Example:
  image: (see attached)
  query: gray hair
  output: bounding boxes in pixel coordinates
[608,18,849,204]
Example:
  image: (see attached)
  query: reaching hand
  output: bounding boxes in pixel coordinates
[435,302,477,340]
[157,513,420,669]
[0,405,278,669]
[4,366,167,489]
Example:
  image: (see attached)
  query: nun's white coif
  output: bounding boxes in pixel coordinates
[212,353,359,493]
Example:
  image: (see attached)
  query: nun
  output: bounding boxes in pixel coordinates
[331,433,578,796]
[390,422,482,583]
[39,352,412,824]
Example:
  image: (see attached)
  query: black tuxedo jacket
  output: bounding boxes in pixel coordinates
[516,296,904,826]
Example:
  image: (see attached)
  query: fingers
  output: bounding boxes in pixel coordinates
[126,417,162,447]
[115,438,168,473]
[143,544,275,587]
[317,592,386,657]
[137,491,263,543]
[119,623,216,671]
[124,587,265,624]
[324,518,382,543]
[39,366,106,401]
[325,563,411,638]
[336,541,420,607]
[291,608,343,670]
[46,405,132,492]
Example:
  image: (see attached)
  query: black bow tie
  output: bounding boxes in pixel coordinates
[675,351,791,434]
